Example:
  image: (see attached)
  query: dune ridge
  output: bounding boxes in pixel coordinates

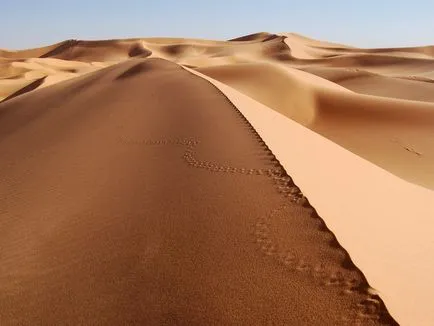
[0,58,398,325]
[194,69,434,325]
[1,32,434,325]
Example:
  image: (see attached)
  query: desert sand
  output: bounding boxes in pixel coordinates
[1,32,433,325]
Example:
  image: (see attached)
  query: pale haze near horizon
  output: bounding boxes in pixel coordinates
[2,0,433,50]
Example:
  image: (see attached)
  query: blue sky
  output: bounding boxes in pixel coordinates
[2,0,433,49]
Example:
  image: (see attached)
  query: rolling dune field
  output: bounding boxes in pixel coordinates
[1,32,434,325]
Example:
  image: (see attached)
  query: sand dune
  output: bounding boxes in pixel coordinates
[299,67,434,102]
[1,32,434,325]
[195,70,434,326]
[197,62,434,190]
[0,41,68,59]
[0,58,396,325]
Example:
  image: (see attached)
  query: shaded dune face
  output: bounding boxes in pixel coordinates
[1,76,46,102]
[0,58,397,325]
[1,32,434,325]
[228,32,281,42]
[196,61,434,189]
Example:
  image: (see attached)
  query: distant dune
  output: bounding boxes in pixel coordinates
[1,32,434,325]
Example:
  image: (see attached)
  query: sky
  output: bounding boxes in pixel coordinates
[2,0,434,49]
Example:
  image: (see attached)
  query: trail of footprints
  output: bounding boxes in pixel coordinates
[119,133,388,324]
[117,100,393,323]
[119,136,282,177]
[254,198,385,324]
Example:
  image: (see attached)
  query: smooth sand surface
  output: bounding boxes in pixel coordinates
[3,35,433,188]
[195,71,434,326]
[1,32,434,325]
[0,58,396,325]
[197,63,434,190]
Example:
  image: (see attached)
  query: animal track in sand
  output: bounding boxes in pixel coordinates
[116,74,394,323]
[119,135,283,177]
[253,202,387,324]
[217,96,393,323]
[119,134,388,323]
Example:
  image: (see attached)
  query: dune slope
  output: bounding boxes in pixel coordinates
[0,58,397,324]
[198,62,434,190]
[198,72,434,326]
[2,32,434,325]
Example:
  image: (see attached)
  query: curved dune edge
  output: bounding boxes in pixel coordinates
[299,66,434,102]
[190,69,434,326]
[0,58,399,324]
[196,62,434,190]
[2,33,433,324]
[3,33,434,102]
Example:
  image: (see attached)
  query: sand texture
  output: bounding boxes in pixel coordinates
[1,32,433,325]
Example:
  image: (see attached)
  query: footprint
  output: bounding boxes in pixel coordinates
[280,252,297,269]
[262,243,277,256]
[312,263,327,279]
[296,259,311,272]
[324,271,345,287]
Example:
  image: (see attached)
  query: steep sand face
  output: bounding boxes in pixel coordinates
[197,62,434,190]
[197,63,321,126]
[0,57,110,101]
[0,58,396,325]
[0,41,68,59]
[194,70,434,326]
[1,32,434,325]
[299,67,434,102]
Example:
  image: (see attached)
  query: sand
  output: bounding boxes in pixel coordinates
[196,71,434,326]
[1,32,433,325]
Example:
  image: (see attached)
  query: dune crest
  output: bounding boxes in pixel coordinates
[195,70,434,325]
[1,32,434,325]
